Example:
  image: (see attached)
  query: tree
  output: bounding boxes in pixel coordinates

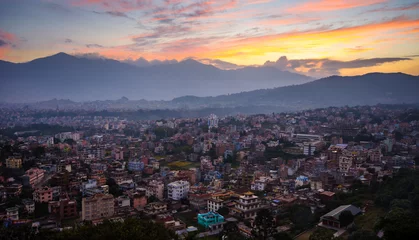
[378,207,419,240]
[220,221,241,240]
[339,210,354,228]
[390,199,411,210]
[253,209,276,240]
[217,207,229,216]
[348,229,379,240]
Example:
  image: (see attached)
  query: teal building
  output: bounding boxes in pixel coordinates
[197,212,224,228]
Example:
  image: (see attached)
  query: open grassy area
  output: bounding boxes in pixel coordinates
[294,228,316,240]
[167,161,200,170]
[354,206,385,231]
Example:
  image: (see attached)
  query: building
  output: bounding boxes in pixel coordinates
[80,179,97,196]
[320,205,361,229]
[208,114,219,129]
[6,207,19,220]
[197,212,224,229]
[146,180,164,200]
[144,202,168,215]
[24,168,45,188]
[48,196,78,220]
[303,141,323,156]
[127,160,144,172]
[81,193,114,221]
[33,187,53,203]
[251,177,270,191]
[22,199,35,214]
[6,157,22,169]
[207,197,224,213]
[233,192,261,219]
[167,180,190,200]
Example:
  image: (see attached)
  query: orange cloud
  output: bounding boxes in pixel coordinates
[287,0,386,13]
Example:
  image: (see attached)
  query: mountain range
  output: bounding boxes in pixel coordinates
[0,52,312,102]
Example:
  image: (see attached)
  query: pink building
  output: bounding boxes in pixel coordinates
[25,168,45,188]
[33,186,53,203]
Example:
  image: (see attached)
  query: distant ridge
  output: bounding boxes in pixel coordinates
[0,52,312,102]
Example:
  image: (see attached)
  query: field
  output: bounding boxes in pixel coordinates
[354,206,385,231]
[166,161,200,170]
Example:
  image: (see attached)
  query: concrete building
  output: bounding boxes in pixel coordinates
[33,187,53,203]
[49,196,78,220]
[167,180,190,200]
[22,199,35,214]
[6,157,22,169]
[233,192,261,219]
[207,197,224,213]
[6,207,19,220]
[81,193,114,221]
[24,168,45,188]
[197,212,224,229]
[146,180,164,200]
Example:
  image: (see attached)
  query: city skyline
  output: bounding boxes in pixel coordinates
[0,0,418,77]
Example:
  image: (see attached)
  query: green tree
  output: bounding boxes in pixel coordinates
[253,209,276,240]
[348,229,379,240]
[378,207,419,240]
[339,210,354,228]
[217,207,229,216]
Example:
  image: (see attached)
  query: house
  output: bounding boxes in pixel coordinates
[319,205,362,229]
[197,211,224,229]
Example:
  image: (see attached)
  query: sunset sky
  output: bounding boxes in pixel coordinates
[0,0,418,77]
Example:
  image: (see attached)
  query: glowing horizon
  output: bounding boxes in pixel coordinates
[0,0,418,78]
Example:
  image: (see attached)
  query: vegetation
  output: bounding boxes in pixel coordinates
[0,218,178,240]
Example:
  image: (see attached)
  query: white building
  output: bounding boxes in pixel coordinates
[251,177,270,191]
[207,197,224,212]
[167,180,190,200]
[146,180,165,200]
[208,114,219,129]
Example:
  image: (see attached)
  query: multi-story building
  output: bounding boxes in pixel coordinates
[33,187,53,203]
[233,192,261,219]
[251,177,270,191]
[22,199,35,214]
[144,202,167,215]
[146,180,164,200]
[81,193,114,221]
[6,157,22,169]
[197,212,224,229]
[24,168,45,188]
[127,160,144,172]
[207,197,224,212]
[339,152,354,173]
[6,207,19,220]
[48,196,78,220]
[167,180,190,200]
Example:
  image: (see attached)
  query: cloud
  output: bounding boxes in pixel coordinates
[64,38,73,43]
[86,44,105,48]
[0,39,7,47]
[123,57,178,67]
[92,10,135,20]
[71,0,152,12]
[264,56,412,78]
[344,46,373,53]
[287,0,385,13]
[198,58,243,70]
[74,52,107,59]
[367,2,419,13]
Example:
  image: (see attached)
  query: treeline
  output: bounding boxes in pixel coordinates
[0,218,178,240]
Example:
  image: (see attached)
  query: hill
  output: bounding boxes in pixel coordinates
[0,52,312,102]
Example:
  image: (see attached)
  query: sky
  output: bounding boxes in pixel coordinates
[0,0,418,78]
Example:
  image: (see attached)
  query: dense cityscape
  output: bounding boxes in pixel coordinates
[0,104,418,239]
